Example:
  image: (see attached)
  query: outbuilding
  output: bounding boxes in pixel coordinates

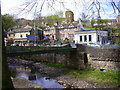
[74,29,108,45]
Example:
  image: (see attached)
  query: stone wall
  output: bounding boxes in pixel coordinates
[77,44,120,70]
[76,44,120,61]
[19,52,68,64]
[13,44,120,71]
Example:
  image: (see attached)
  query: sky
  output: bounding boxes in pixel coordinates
[1,0,120,20]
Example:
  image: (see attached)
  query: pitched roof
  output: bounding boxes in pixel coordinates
[7,25,42,34]
[75,29,108,33]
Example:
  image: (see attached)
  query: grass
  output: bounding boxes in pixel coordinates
[42,62,66,68]
[41,62,120,87]
[66,69,120,86]
[84,28,95,30]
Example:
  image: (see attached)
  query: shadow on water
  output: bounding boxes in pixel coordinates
[8,65,64,89]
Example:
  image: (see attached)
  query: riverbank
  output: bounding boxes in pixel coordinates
[7,57,119,88]
[11,77,44,88]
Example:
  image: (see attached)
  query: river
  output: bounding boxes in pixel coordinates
[9,65,64,89]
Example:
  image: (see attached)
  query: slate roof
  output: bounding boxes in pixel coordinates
[75,29,108,32]
[7,25,42,34]
[44,23,79,30]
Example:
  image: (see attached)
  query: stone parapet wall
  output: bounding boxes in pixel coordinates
[76,44,120,70]
[76,44,120,62]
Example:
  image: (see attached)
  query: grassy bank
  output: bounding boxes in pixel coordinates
[42,62,120,87]
[66,69,120,87]
[42,62,66,68]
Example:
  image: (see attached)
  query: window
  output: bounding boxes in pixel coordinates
[60,34,64,37]
[20,35,22,38]
[80,36,82,42]
[89,35,92,42]
[26,34,28,37]
[97,35,100,42]
[84,35,87,42]
[68,34,74,37]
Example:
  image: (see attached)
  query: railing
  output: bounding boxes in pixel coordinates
[6,47,76,56]
[6,44,76,56]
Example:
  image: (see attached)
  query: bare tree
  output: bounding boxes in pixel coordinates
[14,0,120,21]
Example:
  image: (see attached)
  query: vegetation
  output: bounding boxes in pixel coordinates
[84,27,95,30]
[90,20,96,27]
[42,62,66,68]
[103,26,120,44]
[40,62,120,87]
[44,11,65,25]
[90,19,109,29]
[2,14,16,31]
[66,69,120,86]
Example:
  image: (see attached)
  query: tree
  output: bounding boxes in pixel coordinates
[16,0,120,21]
[2,14,16,31]
[44,13,65,26]
[91,20,96,27]
[96,19,104,30]
[103,19,109,25]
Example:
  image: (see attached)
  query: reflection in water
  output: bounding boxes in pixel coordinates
[9,65,64,88]
[16,72,28,80]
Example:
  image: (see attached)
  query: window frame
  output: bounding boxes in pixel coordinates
[84,35,87,42]
[89,35,92,42]
[80,36,82,42]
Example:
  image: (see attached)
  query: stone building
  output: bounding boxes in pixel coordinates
[7,25,43,46]
[65,11,74,23]
[43,23,79,41]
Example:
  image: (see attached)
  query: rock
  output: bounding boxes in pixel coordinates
[28,75,36,80]
[8,57,116,88]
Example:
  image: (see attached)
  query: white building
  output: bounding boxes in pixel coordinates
[74,30,108,45]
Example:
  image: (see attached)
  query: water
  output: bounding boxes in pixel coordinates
[9,65,64,88]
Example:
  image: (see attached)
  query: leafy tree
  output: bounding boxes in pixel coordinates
[103,19,109,25]
[96,19,104,30]
[56,11,64,18]
[96,19,103,24]
[81,20,89,27]
[2,14,16,31]
[91,20,96,27]
[44,14,65,26]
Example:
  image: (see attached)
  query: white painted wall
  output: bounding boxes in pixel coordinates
[74,33,97,44]
[74,30,108,45]
[14,32,30,41]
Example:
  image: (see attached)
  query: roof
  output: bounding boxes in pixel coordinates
[75,29,108,32]
[44,23,79,30]
[7,25,42,34]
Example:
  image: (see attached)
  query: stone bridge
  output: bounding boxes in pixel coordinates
[6,44,120,71]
